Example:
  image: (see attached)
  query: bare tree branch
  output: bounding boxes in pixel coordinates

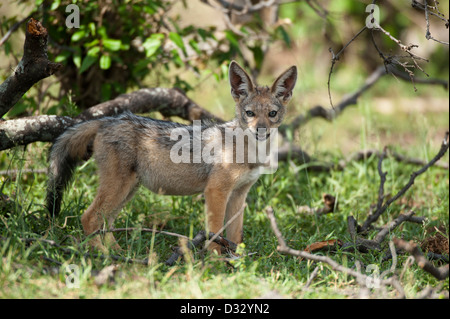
[360,132,449,232]
[412,0,450,45]
[280,64,448,135]
[0,18,61,118]
[327,0,447,97]
[375,147,388,214]
[0,88,223,151]
[393,237,449,280]
[327,26,368,107]
[265,206,405,296]
[373,211,424,244]
[201,0,304,15]
[0,15,32,47]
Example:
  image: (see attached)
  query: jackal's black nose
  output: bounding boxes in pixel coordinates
[256,127,270,141]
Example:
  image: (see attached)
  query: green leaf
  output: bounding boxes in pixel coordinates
[197,28,216,41]
[6,101,29,117]
[188,39,201,54]
[225,31,240,48]
[171,49,184,67]
[88,22,96,36]
[103,39,122,51]
[169,32,185,52]
[85,39,99,48]
[221,63,228,79]
[73,49,82,68]
[99,54,111,70]
[87,46,100,57]
[143,34,164,58]
[71,30,86,42]
[97,26,107,39]
[79,55,98,74]
[250,46,264,70]
[54,50,71,63]
[120,43,130,50]
[276,26,291,48]
[50,0,61,11]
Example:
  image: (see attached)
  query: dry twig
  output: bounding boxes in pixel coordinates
[165,230,237,266]
[89,227,189,240]
[360,131,449,232]
[0,15,33,47]
[280,65,448,135]
[265,206,405,296]
[393,237,449,280]
[412,0,449,46]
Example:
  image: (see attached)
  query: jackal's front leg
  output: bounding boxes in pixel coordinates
[224,183,253,245]
[204,185,232,254]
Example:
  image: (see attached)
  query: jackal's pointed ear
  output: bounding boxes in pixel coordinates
[229,61,254,101]
[271,66,297,104]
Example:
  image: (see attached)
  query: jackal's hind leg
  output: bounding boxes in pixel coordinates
[81,165,138,253]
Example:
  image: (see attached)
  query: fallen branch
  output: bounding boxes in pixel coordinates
[89,227,189,240]
[164,204,245,265]
[265,206,405,296]
[164,230,237,266]
[344,210,425,253]
[339,148,449,170]
[344,216,382,253]
[360,131,449,232]
[304,266,320,288]
[77,87,222,123]
[373,211,425,245]
[0,168,48,176]
[393,237,449,280]
[278,143,449,177]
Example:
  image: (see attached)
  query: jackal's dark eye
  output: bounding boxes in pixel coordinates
[246,110,255,117]
[268,111,277,117]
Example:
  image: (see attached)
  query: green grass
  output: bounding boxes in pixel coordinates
[0,0,448,300]
[0,127,448,298]
[0,76,449,299]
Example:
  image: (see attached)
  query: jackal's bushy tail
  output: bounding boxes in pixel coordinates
[46,120,101,216]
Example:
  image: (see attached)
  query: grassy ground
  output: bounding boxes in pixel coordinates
[0,0,448,302]
[0,87,448,299]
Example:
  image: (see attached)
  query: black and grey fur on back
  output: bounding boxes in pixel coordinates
[46,112,223,216]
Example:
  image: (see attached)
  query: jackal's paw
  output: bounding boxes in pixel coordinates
[206,242,222,256]
[87,235,123,254]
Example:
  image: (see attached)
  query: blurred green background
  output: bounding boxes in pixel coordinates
[1,0,448,158]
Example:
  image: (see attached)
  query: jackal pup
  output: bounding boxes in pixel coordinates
[47,61,297,252]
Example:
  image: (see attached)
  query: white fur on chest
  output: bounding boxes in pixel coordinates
[235,168,261,189]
